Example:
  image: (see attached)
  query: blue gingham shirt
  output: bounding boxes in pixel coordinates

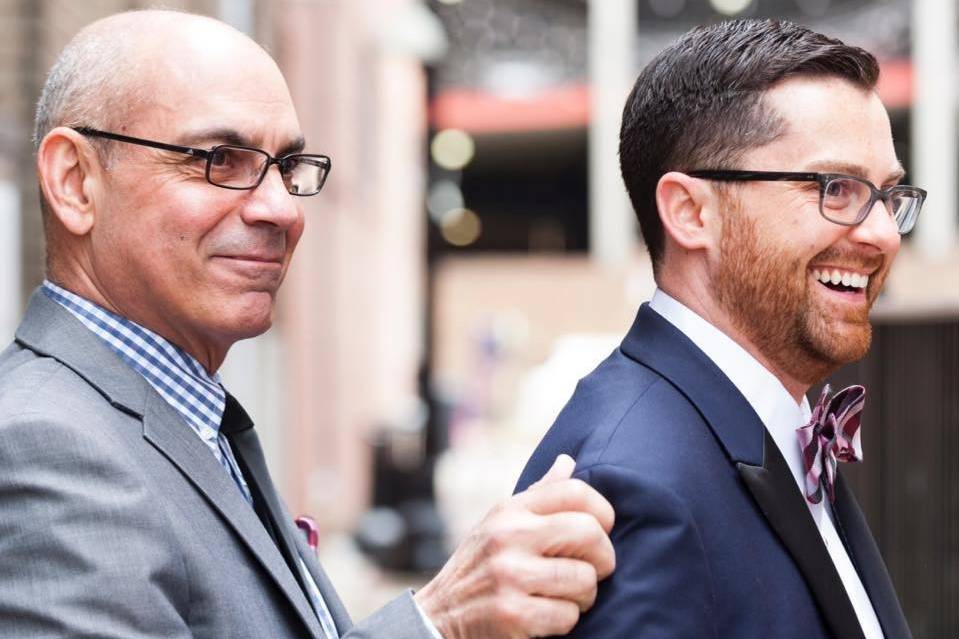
[42,280,340,639]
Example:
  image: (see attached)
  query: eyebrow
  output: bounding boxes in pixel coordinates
[806,160,906,184]
[177,127,307,157]
[277,137,306,157]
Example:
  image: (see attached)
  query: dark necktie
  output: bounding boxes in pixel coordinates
[219,393,337,637]
[797,384,865,504]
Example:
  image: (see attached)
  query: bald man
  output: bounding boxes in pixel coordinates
[0,10,614,639]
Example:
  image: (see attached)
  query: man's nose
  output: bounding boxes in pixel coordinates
[240,164,301,229]
[849,197,901,251]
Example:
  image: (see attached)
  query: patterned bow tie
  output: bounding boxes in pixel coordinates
[796,384,865,505]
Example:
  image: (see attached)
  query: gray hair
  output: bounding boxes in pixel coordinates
[32,10,177,156]
[32,13,157,232]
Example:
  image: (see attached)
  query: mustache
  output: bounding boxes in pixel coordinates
[810,246,884,273]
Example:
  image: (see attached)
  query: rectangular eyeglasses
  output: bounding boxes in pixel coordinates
[686,170,925,235]
[74,127,331,196]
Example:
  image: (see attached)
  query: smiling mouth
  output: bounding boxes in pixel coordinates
[811,268,869,294]
[218,255,284,264]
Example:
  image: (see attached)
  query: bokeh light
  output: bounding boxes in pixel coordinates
[431,129,476,170]
[709,0,753,16]
[440,208,482,246]
[427,180,465,224]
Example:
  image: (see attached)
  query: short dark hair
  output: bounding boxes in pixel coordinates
[619,19,879,268]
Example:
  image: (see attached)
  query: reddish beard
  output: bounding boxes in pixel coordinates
[710,209,884,387]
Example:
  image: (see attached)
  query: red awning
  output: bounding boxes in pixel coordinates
[430,84,590,134]
[430,59,912,134]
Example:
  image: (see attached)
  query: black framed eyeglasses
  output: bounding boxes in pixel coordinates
[686,170,925,235]
[73,127,331,197]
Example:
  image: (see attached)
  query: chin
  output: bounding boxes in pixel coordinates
[216,295,276,340]
[233,317,274,340]
[802,318,873,367]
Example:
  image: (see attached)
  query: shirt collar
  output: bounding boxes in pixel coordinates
[41,280,226,438]
[649,288,812,493]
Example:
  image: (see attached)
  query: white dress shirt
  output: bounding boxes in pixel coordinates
[649,288,884,638]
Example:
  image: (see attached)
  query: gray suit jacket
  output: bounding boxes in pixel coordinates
[0,289,434,638]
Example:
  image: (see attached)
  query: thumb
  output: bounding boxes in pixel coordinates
[532,454,576,487]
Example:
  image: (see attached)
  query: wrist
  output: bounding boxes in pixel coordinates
[413,584,451,639]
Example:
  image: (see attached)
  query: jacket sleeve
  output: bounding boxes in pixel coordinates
[288,491,441,639]
[563,463,720,639]
[0,411,192,638]
[344,591,440,639]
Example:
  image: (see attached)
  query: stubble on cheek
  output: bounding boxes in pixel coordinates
[712,214,804,365]
[711,212,860,387]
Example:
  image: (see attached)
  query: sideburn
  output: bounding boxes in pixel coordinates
[710,202,836,386]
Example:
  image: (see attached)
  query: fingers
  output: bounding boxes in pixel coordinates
[516,475,616,534]
[413,457,617,639]
[534,511,616,580]
[495,555,599,611]
[414,542,595,638]
[481,505,614,582]
[502,595,581,638]
[530,454,576,487]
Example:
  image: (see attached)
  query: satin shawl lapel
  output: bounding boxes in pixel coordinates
[833,475,912,638]
[620,304,862,638]
[738,434,864,639]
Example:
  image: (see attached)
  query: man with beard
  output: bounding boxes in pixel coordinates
[515,18,923,639]
[0,10,616,638]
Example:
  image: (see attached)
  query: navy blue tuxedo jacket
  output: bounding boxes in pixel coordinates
[515,305,910,638]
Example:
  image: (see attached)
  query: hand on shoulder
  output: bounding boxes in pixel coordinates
[414,455,615,638]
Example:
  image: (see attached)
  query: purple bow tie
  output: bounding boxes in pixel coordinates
[796,384,865,505]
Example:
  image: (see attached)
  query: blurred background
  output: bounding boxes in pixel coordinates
[1,0,957,634]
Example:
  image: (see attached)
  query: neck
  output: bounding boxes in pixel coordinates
[657,276,821,403]
[47,268,227,374]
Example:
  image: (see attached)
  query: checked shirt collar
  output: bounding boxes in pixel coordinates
[41,280,251,502]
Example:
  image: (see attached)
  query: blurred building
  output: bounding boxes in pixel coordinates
[2,0,958,633]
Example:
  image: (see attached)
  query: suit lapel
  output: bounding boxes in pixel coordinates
[223,393,353,635]
[621,305,863,638]
[833,475,912,638]
[219,394,344,637]
[738,433,865,639]
[15,290,150,416]
[220,399,354,636]
[16,289,327,637]
[292,526,354,635]
[141,382,326,639]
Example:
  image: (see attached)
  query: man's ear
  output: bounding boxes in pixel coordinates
[655,171,721,252]
[36,127,101,237]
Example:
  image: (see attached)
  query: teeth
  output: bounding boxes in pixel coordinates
[811,269,870,289]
